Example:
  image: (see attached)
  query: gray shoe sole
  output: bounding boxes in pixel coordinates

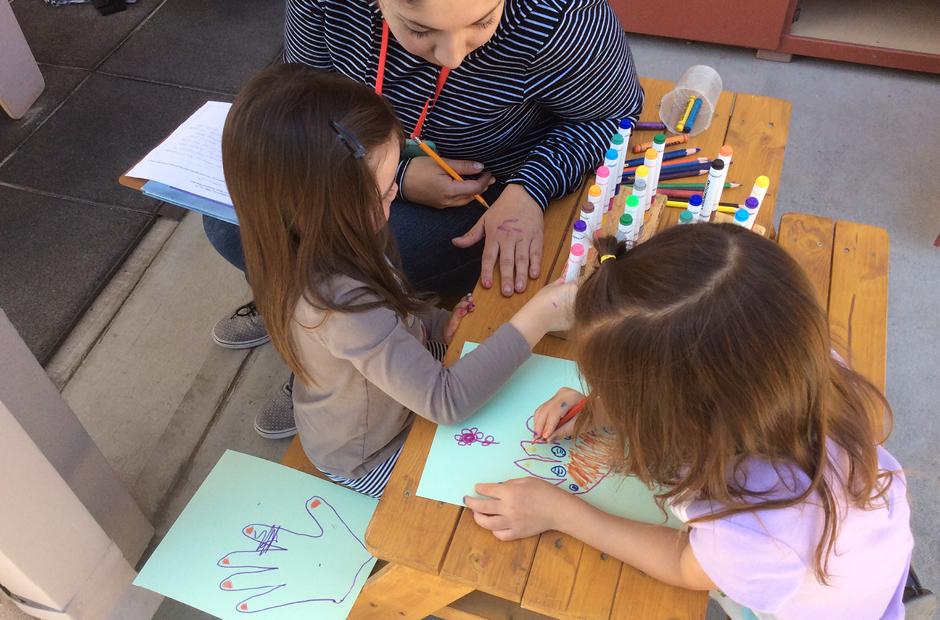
[253,420,297,440]
[212,333,271,350]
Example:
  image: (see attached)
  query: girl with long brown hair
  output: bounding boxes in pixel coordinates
[465,225,913,618]
[222,63,575,498]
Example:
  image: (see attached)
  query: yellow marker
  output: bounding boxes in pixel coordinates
[415,138,490,209]
[666,200,737,215]
[676,95,696,132]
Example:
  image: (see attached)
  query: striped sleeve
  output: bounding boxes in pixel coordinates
[505,0,643,209]
[284,0,332,69]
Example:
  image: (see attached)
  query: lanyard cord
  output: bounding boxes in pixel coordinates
[374,20,450,139]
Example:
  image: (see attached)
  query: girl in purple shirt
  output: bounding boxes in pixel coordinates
[466,224,914,619]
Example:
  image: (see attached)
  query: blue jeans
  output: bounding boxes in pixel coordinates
[203,184,504,297]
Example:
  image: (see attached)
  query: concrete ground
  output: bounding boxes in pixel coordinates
[1,10,937,620]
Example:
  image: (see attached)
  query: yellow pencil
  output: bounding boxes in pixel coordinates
[666,200,737,215]
[415,138,490,209]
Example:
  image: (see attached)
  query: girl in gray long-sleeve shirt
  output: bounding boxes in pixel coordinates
[222,64,575,497]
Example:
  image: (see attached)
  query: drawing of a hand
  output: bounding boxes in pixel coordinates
[217,496,372,614]
[514,417,611,494]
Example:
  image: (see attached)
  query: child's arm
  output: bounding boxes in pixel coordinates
[464,478,717,591]
[311,280,576,425]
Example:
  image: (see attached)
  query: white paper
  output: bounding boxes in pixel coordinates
[128,101,233,206]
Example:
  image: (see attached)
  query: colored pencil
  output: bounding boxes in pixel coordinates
[665,199,739,210]
[415,138,490,209]
[624,156,707,173]
[625,169,708,182]
[632,134,689,154]
[623,147,700,168]
[656,182,740,190]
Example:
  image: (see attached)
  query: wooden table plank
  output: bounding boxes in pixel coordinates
[348,563,473,619]
[721,93,792,235]
[777,213,836,309]
[828,221,890,395]
[609,570,707,620]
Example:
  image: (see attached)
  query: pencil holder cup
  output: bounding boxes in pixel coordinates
[659,65,722,136]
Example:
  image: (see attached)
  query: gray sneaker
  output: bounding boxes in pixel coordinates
[254,381,296,439]
[212,301,270,349]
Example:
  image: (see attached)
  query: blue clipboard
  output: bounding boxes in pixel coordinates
[142,181,238,225]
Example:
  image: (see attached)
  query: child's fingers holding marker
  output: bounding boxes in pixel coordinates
[533,387,585,440]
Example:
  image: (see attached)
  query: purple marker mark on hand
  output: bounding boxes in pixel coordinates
[496,218,520,233]
[454,427,499,447]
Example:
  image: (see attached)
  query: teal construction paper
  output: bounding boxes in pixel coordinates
[135,451,378,619]
[416,344,680,529]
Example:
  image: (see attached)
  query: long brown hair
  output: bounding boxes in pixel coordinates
[575,224,894,583]
[222,64,431,385]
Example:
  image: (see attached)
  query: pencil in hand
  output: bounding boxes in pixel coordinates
[533,398,587,443]
[414,138,491,209]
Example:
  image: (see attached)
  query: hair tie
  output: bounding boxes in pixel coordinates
[600,254,616,263]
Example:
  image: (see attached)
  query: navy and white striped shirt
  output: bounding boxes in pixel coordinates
[285,0,643,209]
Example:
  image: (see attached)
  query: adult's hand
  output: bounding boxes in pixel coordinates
[402,156,494,208]
[452,184,543,296]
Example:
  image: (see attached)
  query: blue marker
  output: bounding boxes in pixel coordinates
[686,193,704,222]
[683,98,703,134]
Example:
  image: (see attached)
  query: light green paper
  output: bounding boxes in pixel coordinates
[416,344,680,528]
[135,450,378,619]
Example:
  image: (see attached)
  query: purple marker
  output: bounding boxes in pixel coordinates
[635,121,667,131]
[572,219,589,249]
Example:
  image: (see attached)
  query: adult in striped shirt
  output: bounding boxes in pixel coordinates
[204,0,642,439]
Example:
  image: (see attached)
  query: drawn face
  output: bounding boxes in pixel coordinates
[514,417,612,494]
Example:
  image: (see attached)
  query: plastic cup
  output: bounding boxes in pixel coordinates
[659,65,722,136]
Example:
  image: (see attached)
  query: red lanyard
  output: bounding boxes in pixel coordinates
[374,20,450,139]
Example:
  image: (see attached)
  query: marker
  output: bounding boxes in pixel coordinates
[648,134,667,209]
[414,138,490,209]
[676,95,696,132]
[624,194,641,238]
[611,134,627,198]
[686,194,703,221]
[632,133,689,154]
[700,158,726,222]
[750,175,770,207]
[616,119,633,182]
[733,208,750,227]
[634,121,667,131]
[564,243,585,282]
[536,397,589,441]
[666,200,738,214]
[603,148,619,212]
[683,97,703,134]
[631,167,648,223]
[617,213,634,244]
[678,210,694,225]
[588,184,604,234]
[640,181,740,190]
[572,219,589,249]
[579,201,596,238]
[624,148,699,168]
[718,145,733,167]
[743,195,760,228]
[642,149,657,211]
[624,169,709,183]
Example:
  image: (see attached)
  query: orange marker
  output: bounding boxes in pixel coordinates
[535,398,588,442]
[415,138,490,209]
[632,133,689,154]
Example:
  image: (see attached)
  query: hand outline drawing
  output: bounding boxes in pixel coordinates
[514,416,611,494]
[216,495,372,614]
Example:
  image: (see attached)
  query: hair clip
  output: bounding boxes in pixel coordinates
[330,119,366,159]
[600,254,616,263]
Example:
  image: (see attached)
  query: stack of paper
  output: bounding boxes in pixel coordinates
[127,101,237,224]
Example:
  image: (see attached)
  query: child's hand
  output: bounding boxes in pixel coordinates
[464,478,575,541]
[444,294,475,345]
[510,278,578,347]
[533,387,585,442]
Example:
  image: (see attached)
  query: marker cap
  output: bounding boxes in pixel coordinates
[734,208,749,223]
[745,196,759,209]
[653,133,666,145]
[626,195,639,208]
[634,165,649,178]
[606,148,619,160]
[710,158,725,170]
[679,210,694,224]
[719,144,733,158]
[589,185,602,198]
[688,194,704,207]
[620,213,633,226]
[596,166,610,179]
[755,175,770,188]
[645,148,657,160]
[633,178,647,189]
[611,134,624,146]
[573,220,587,232]
[570,243,585,258]
[581,202,595,214]
[619,118,635,130]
